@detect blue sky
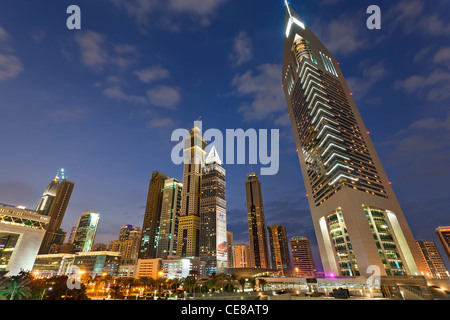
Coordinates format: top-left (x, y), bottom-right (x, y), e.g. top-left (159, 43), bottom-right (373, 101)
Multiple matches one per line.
top-left (0, 0), bottom-right (449, 271)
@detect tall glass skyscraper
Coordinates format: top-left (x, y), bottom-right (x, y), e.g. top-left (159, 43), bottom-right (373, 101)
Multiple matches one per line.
top-left (281, 2), bottom-right (427, 277)
top-left (268, 225), bottom-right (291, 276)
top-left (200, 146), bottom-right (227, 275)
top-left (72, 211), bottom-right (100, 253)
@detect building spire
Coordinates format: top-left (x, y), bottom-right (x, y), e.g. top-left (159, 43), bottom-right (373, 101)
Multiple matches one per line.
top-left (206, 145), bottom-right (222, 165)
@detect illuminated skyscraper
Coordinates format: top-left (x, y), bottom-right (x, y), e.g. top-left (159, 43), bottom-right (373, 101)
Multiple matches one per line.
top-left (290, 236), bottom-right (316, 277)
top-left (139, 171), bottom-right (170, 259)
top-left (416, 240), bottom-right (449, 279)
top-left (245, 172), bottom-right (269, 269)
top-left (200, 146), bottom-right (227, 275)
top-left (38, 171), bottom-right (75, 254)
top-left (268, 225), bottom-right (291, 276)
top-left (177, 123), bottom-right (206, 258)
top-left (72, 211), bottom-right (100, 253)
top-left (227, 231), bottom-right (234, 269)
top-left (436, 226), bottom-right (450, 262)
top-left (156, 178), bottom-right (183, 258)
top-left (232, 244), bottom-right (250, 268)
top-left (281, 2), bottom-right (427, 277)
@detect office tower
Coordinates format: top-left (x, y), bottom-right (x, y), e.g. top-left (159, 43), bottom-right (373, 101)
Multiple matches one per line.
top-left (200, 146), bottom-right (227, 275)
top-left (139, 171), bottom-right (170, 259)
top-left (232, 244), bottom-right (250, 268)
top-left (436, 226), bottom-right (450, 261)
top-left (156, 178), bottom-right (183, 258)
top-left (35, 173), bottom-right (59, 216)
top-left (72, 211), bottom-right (100, 253)
top-left (119, 225), bottom-right (135, 241)
top-left (245, 172), bottom-right (270, 269)
top-left (227, 231), bottom-right (234, 269)
top-left (416, 240), bottom-right (449, 279)
top-left (0, 203), bottom-right (50, 275)
top-left (281, 2), bottom-right (427, 276)
top-left (39, 172), bottom-right (75, 254)
top-left (268, 225), bottom-right (292, 276)
top-left (177, 124), bottom-right (206, 258)
top-left (110, 226), bottom-right (142, 261)
top-left (290, 236), bottom-right (317, 277)
top-left (68, 227), bottom-right (77, 244)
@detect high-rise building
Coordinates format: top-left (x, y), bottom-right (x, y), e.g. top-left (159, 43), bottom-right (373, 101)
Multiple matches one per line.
top-left (177, 123), bottom-right (206, 258)
top-left (119, 225), bottom-right (135, 241)
top-left (0, 203), bottom-right (50, 275)
top-left (68, 227), bottom-right (77, 244)
top-left (227, 231), bottom-right (234, 269)
top-left (72, 211), bottom-right (100, 253)
top-left (268, 225), bottom-right (292, 276)
top-left (232, 244), bottom-right (250, 269)
top-left (281, 2), bottom-right (427, 277)
top-left (39, 171), bottom-right (75, 254)
top-left (139, 171), bottom-right (170, 259)
top-left (245, 172), bottom-right (270, 269)
top-left (110, 226), bottom-right (142, 261)
top-left (436, 226), bottom-right (450, 262)
top-left (200, 147), bottom-right (227, 275)
top-left (290, 236), bottom-right (317, 277)
top-left (416, 240), bottom-right (449, 279)
top-left (156, 178), bottom-right (183, 258)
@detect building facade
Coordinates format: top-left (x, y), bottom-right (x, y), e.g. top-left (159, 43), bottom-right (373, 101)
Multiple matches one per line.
top-left (139, 171), bottom-right (170, 259)
top-left (72, 211), bottom-right (100, 253)
top-left (200, 146), bottom-right (227, 275)
top-left (281, 2), bottom-right (427, 277)
top-left (436, 226), bottom-right (450, 262)
top-left (0, 203), bottom-right (49, 275)
top-left (156, 178), bottom-right (183, 258)
top-left (416, 240), bottom-right (449, 279)
top-left (232, 244), bottom-right (250, 269)
top-left (268, 225), bottom-right (292, 276)
top-left (227, 231), bottom-right (234, 269)
top-left (245, 172), bottom-right (270, 269)
top-left (39, 173), bottom-right (75, 254)
top-left (290, 236), bottom-right (317, 277)
top-left (177, 124), bottom-right (206, 258)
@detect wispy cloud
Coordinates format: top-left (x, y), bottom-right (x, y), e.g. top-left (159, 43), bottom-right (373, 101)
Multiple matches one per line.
top-left (230, 31), bottom-right (253, 66)
top-left (0, 26), bottom-right (23, 82)
top-left (147, 85), bottom-right (181, 109)
top-left (103, 86), bottom-right (147, 104)
top-left (232, 63), bottom-right (286, 124)
top-left (135, 65), bottom-right (170, 83)
top-left (346, 60), bottom-right (387, 104)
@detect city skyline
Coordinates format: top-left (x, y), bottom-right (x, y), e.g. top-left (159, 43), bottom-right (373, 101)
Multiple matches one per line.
top-left (0, 0), bottom-right (449, 273)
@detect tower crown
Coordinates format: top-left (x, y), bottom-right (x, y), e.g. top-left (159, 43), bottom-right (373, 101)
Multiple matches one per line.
top-left (206, 145), bottom-right (222, 165)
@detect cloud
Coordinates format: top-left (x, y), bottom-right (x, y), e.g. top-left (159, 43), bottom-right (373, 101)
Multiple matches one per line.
top-left (73, 31), bottom-right (138, 72)
top-left (0, 27), bottom-right (9, 42)
top-left (346, 60), bottom-right (387, 104)
top-left (47, 107), bottom-right (90, 123)
top-left (394, 69), bottom-right (450, 101)
top-left (230, 31), bottom-right (253, 66)
top-left (112, 0), bottom-right (228, 30)
top-left (146, 114), bottom-right (176, 128)
top-left (232, 63), bottom-right (286, 123)
top-left (135, 65), bottom-right (170, 83)
top-left (0, 54), bottom-right (23, 82)
top-left (433, 47), bottom-right (450, 64)
top-left (312, 13), bottom-right (367, 55)
top-left (103, 86), bottom-right (147, 104)
top-left (30, 27), bottom-right (46, 44)
top-left (147, 85), bottom-right (181, 109)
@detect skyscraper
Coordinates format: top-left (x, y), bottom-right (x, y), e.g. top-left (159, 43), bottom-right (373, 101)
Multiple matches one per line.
top-left (200, 146), bottom-right (227, 275)
top-left (245, 172), bottom-right (269, 269)
top-left (39, 171), bottom-right (75, 254)
top-left (436, 226), bottom-right (450, 262)
top-left (156, 178), bottom-right (183, 258)
top-left (177, 124), bottom-right (206, 258)
top-left (416, 240), bottom-right (449, 279)
top-left (227, 231), bottom-right (234, 269)
top-left (268, 225), bottom-right (292, 276)
top-left (119, 225), bottom-right (135, 241)
top-left (290, 236), bottom-right (316, 277)
top-left (110, 225), bottom-right (142, 261)
top-left (139, 171), bottom-right (170, 259)
top-left (281, 2), bottom-right (427, 277)
top-left (232, 244), bottom-right (250, 269)
top-left (72, 211), bottom-right (100, 253)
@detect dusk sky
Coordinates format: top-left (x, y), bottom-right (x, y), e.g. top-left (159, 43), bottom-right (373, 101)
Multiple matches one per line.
top-left (0, 0), bottom-right (449, 271)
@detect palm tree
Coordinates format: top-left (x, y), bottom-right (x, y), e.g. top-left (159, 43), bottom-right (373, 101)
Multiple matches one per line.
top-left (248, 278), bottom-right (256, 292)
top-left (110, 284), bottom-right (122, 300)
top-left (183, 277), bottom-right (198, 295)
top-left (217, 272), bottom-right (227, 293)
top-left (258, 279), bottom-right (268, 292)
top-left (0, 270), bottom-right (32, 300)
top-left (138, 277), bottom-right (152, 297)
top-left (238, 278), bottom-right (246, 292)
top-left (121, 277), bottom-right (135, 298)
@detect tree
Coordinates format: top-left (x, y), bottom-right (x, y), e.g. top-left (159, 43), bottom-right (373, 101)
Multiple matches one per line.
top-left (258, 279), bottom-right (268, 292)
top-left (238, 278), bottom-right (247, 293)
top-left (0, 270), bottom-right (32, 300)
top-left (248, 278), bottom-right (256, 292)
top-left (110, 284), bottom-right (122, 300)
